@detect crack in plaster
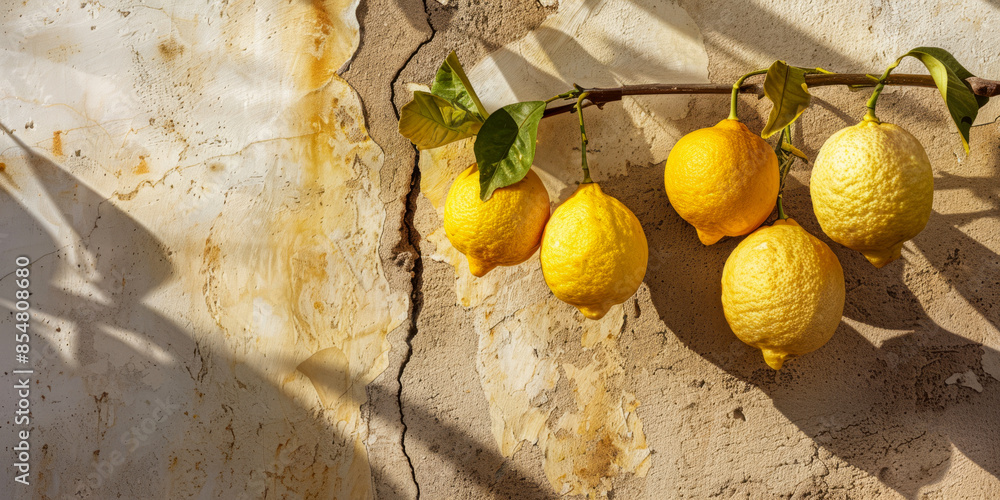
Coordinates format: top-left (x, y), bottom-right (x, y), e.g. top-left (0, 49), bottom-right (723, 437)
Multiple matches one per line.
top-left (0, 244), bottom-right (71, 283)
top-left (389, 2), bottom-right (434, 120)
top-left (398, 165), bottom-right (424, 499)
top-left (390, 0), bottom-right (436, 496)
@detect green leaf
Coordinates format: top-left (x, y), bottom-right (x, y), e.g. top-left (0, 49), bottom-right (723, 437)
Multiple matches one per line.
top-left (398, 91), bottom-right (483, 150)
top-left (761, 60), bottom-right (812, 138)
top-left (899, 47), bottom-right (990, 152)
top-left (473, 101), bottom-right (547, 201)
top-left (431, 51), bottom-right (489, 121)
top-left (905, 47), bottom-right (990, 109)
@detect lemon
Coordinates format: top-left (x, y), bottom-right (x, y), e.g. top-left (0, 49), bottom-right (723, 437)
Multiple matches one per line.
top-left (444, 164), bottom-right (550, 277)
top-left (540, 182), bottom-right (648, 320)
top-left (664, 119), bottom-right (779, 245)
top-left (810, 119), bottom-right (933, 268)
top-left (721, 219), bottom-right (845, 370)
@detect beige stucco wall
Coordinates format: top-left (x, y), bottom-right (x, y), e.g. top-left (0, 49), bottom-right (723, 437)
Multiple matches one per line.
top-left (1, 0), bottom-right (998, 498)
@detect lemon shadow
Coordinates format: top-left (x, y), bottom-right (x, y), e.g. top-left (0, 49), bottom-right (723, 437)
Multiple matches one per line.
top-left (619, 155), bottom-right (1000, 498)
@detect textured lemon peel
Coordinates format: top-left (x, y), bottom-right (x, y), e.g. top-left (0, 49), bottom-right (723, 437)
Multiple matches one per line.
top-left (811, 121), bottom-right (933, 268)
top-left (721, 219), bottom-right (846, 370)
top-left (541, 183), bottom-right (648, 320)
top-left (444, 164), bottom-right (551, 277)
top-left (665, 119), bottom-right (779, 245)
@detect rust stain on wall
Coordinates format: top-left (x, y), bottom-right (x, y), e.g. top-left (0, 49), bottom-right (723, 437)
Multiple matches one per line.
top-left (186, 1), bottom-right (405, 498)
top-left (472, 298), bottom-right (650, 497)
top-left (132, 156), bottom-right (149, 175)
top-left (52, 130), bottom-right (63, 156)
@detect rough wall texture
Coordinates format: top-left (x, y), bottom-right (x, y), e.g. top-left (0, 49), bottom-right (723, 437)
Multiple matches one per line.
top-left (0, 0), bottom-right (998, 499)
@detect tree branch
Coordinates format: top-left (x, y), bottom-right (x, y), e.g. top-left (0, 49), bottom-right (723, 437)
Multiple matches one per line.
top-left (542, 73), bottom-right (1000, 118)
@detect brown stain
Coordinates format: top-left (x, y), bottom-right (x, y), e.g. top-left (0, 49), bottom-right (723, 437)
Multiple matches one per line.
top-left (263, 5), bottom-right (354, 343)
top-left (183, 2), bottom-right (391, 497)
top-left (133, 155), bottom-right (150, 175)
top-left (47, 43), bottom-right (80, 63)
top-left (200, 241), bottom-right (226, 333)
top-left (158, 38), bottom-right (186, 60)
top-left (0, 161), bottom-right (16, 189)
top-left (35, 443), bottom-right (52, 493)
top-left (113, 180), bottom-right (154, 201)
top-left (578, 434), bottom-right (618, 488)
top-left (281, 0), bottom-right (357, 92)
top-left (303, 0), bottom-right (336, 91)
top-left (335, 106), bottom-right (366, 143)
top-left (52, 130), bottom-right (63, 156)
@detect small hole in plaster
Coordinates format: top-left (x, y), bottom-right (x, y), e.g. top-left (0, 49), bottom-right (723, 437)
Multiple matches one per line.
top-left (732, 407), bottom-right (746, 421)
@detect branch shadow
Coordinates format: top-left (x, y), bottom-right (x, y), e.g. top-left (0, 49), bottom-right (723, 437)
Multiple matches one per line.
top-left (0, 128), bottom-right (550, 499)
top-left (609, 157), bottom-right (1000, 499)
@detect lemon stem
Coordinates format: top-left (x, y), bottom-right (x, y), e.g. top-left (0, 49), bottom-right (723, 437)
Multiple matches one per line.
top-left (864, 59), bottom-right (902, 123)
top-left (775, 125), bottom-right (795, 220)
top-left (728, 69), bottom-right (769, 121)
top-left (546, 90), bottom-right (577, 104)
top-left (576, 90), bottom-right (593, 184)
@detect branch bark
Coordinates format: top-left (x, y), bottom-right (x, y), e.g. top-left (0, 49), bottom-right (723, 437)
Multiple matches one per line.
top-left (542, 73), bottom-right (999, 118)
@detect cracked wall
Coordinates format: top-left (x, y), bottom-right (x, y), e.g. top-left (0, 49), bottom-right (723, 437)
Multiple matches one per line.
top-left (1, 0), bottom-right (999, 499)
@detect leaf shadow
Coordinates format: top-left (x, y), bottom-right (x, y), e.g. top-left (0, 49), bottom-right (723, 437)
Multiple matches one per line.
top-left (606, 157), bottom-right (1000, 499)
top-left (0, 127), bottom-right (551, 499)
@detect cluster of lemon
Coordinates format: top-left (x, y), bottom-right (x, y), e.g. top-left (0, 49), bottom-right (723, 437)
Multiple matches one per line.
top-left (443, 115), bottom-right (932, 369)
top-left (445, 165), bottom-right (647, 321)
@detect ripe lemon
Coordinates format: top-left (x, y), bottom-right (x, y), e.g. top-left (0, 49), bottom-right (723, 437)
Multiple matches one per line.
top-left (810, 119), bottom-right (933, 268)
top-left (721, 219), bottom-right (845, 370)
top-left (540, 183), bottom-right (648, 320)
top-left (664, 119), bottom-right (779, 245)
top-left (443, 164), bottom-right (550, 277)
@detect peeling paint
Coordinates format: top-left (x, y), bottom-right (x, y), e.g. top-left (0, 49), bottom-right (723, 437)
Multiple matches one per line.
top-left (0, 0), bottom-right (399, 498)
top-left (418, 0), bottom-right (704, 494)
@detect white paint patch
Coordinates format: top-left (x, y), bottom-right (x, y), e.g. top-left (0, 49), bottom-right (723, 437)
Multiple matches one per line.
top-left (945, 370), bottom-right (984, 393)
top-left (982, 347), bottom-right (1000, 382)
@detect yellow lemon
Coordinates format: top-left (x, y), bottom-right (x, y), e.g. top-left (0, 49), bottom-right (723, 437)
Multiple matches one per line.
top-left (540, 183), bottom-right (648, 320)
top-left (444, 164), bottom-right (550, 277)
top-left (721, 219), bottom-right (845, 370)
top-left (665, 119), bottom-right (779, 245)
top-left (810, 120), bottom-right (933, 268)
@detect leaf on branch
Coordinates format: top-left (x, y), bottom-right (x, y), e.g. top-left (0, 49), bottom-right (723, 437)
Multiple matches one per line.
top-left (761, 60), bottom-right (812, 138)
top-left (474, 101), bottom-right (547, 201)
top-left (398, 91), bottom-right (484, 150)
top-left (432, 51), bottom-right (489, 121)
top-left (899, 47), bottom-right (990, 153)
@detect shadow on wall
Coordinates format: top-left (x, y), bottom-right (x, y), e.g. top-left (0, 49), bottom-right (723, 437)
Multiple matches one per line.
top-left (468, 0), bottom-right (907, 199)
top-left (0, 128), bottom-right (551, 499)
top-left (608, 127), bottom-right (1000, 497)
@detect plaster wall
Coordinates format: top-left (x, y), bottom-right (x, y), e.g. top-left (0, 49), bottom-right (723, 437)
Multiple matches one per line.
top-left (0, 0), bottom-right (998, 499)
